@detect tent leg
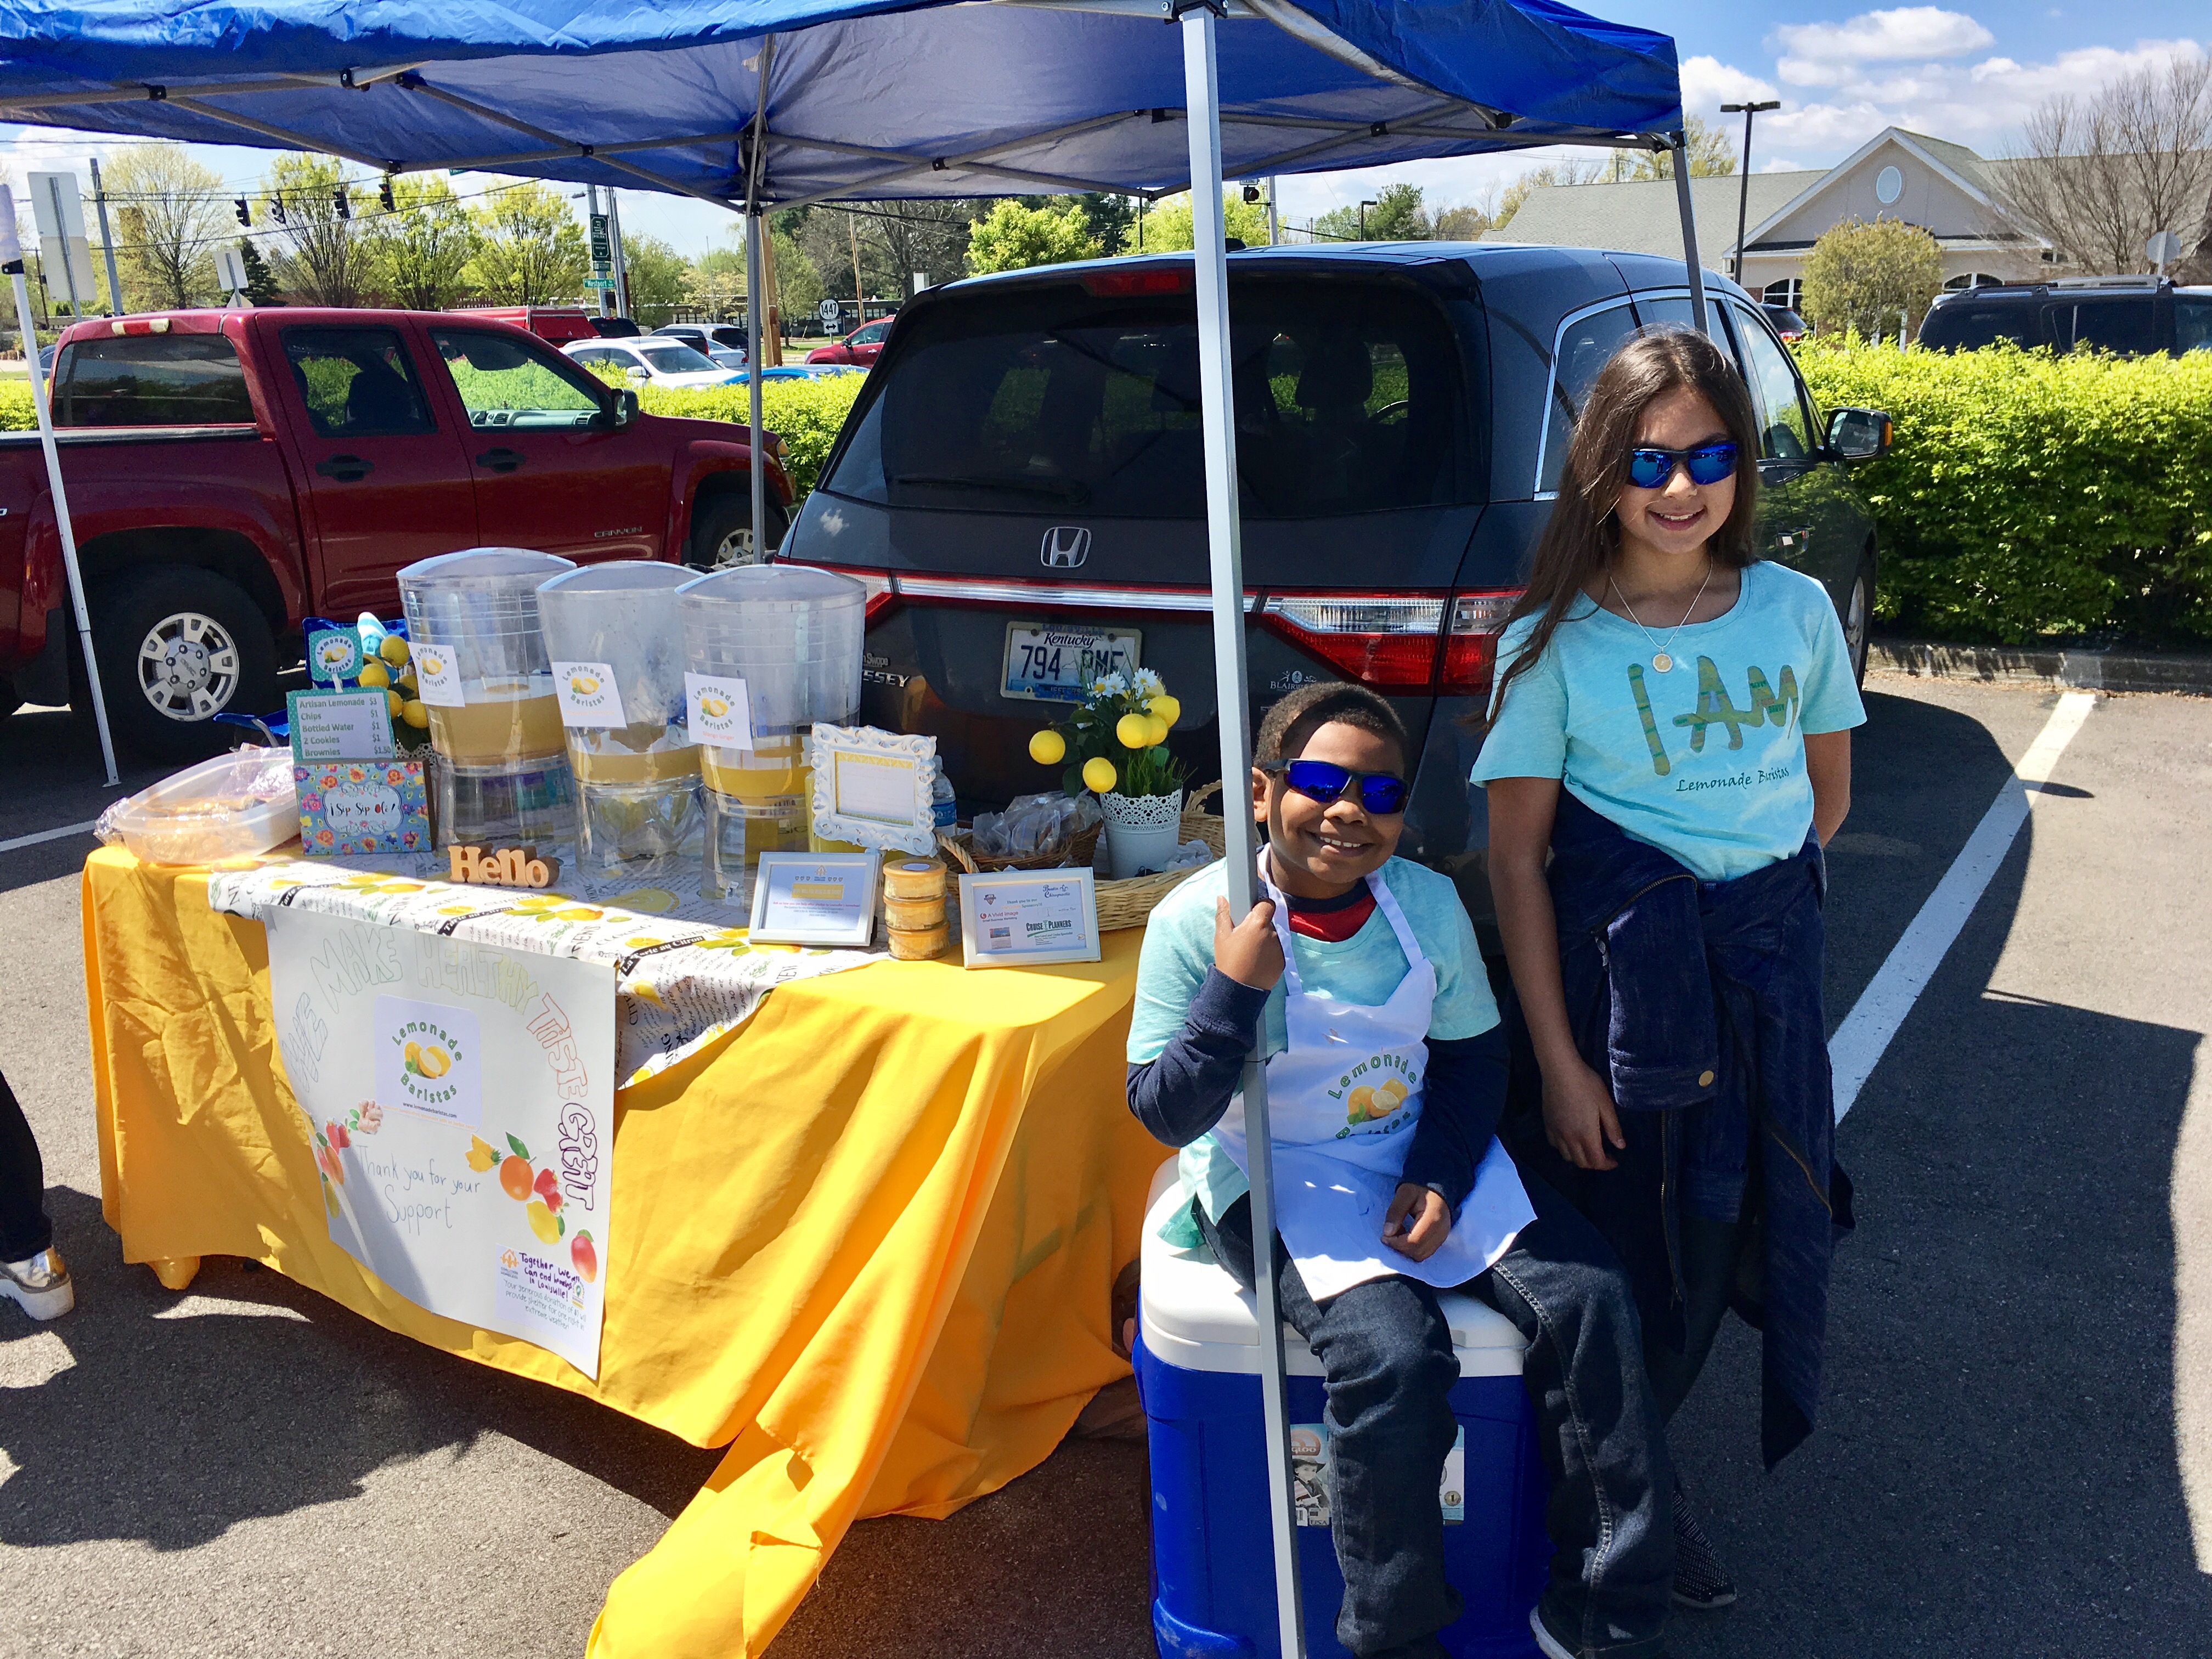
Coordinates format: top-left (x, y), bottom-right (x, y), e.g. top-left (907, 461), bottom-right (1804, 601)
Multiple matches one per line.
top-left (1671, 136), bottom-right (1711, 336)
top-left (746, 211), bottom-right (768, 563)
top-left (10, 267), bottom-right (117, 785)
top-left (1181, 13), bottom-right (1305, 1658)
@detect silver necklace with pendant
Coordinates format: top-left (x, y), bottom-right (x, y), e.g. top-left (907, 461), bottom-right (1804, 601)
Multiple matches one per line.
top-left (1608, 561), bottom-right (1714, 674)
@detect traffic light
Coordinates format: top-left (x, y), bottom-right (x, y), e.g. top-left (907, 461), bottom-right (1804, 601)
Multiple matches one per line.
top-left (267, 195), bottom-right (287, 227)
top-left (378, 176), bottom-right (396, 213)
top-left (233, 196), bottom-right (251, 227)
top-left (333, 188), bottom-right (349, 219)
top-left (1242, 183), bottom-right (1262, 203)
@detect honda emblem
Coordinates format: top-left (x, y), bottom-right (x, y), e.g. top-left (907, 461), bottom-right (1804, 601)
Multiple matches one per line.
top-left (1040, 526), bottom-right (1091, 569)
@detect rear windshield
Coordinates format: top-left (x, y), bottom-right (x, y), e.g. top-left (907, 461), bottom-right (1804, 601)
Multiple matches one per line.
top-left (1918, 296), bottom-right (2046, 351)
top-left (54, 332), bottom-right (255, 426)
top-left (819, 276), bottom-right (1468, 519)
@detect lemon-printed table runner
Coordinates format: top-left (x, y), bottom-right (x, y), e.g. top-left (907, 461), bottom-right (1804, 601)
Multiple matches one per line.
top-left (208, 855), bottom-right (885, 1084)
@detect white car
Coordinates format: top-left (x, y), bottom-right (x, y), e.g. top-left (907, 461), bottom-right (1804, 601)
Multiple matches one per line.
top-left (562, 338), bottom-right (744, 390)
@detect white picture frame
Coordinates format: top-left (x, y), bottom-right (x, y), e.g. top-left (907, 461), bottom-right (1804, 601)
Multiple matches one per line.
top-left (747, 851), bottom-right (881, 947)
top-left (808, 723), bottom-right (938, 856)
top-left (958, 868), bottom-right (1101, 969)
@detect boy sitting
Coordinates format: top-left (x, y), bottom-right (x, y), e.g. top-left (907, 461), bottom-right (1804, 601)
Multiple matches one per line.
top-left (1128, 681), bottom-right (1674, 1659)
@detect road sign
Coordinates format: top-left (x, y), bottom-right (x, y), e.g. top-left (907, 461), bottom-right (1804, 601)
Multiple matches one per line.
top-left (25, 171), bottom-right (85, 240)
top-left (38, 235), bottom-right (95, 307)
top-left (583, 276), bottom-right (617, 289)
top-left (213, 245), bottom-right (249, 301)
top-left (590, 212), bottom-right (612, 272)
top-left (817, 298), bottom-right (841, 324)
top-left (2147, 229), bottom-right (2183, 270)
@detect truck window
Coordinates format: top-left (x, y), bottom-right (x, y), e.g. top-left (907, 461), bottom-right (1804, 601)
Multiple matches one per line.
top-left (2179, 295), bottom-right (2212, 354)
top-left (53, 332), bottom-right (254, 426)
top-left (1919, 297), bottom-right (2045, 351)
top-left (429, 327), bottom-right (603, 429)
top-left (282, 326), bottom-right (435, 437)
top-left (821, 276), bottom-right (1465, 519)
top-left (2055, 296), bottom-right (2159, 354)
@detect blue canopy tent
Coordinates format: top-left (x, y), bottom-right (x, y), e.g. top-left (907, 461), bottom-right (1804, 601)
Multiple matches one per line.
top-left (0, 3), bottom-right (1691, 1650)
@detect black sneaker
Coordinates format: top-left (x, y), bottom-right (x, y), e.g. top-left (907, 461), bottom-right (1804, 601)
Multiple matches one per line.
top-left (1672, 1488), bottom-right (1736, 1609)
top-left (1528, 1601), bottom-right (1670, 1659)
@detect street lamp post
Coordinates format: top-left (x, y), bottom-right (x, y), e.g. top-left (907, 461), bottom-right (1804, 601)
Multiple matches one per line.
top-left (1358, 197), bottom-right (1375, 240)
top-left (1721, 99), bottom-right (1780, 292)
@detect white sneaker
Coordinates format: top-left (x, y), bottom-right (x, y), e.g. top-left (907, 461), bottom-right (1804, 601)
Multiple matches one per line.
top-left (1, 1245), bottom-right (75, 1320)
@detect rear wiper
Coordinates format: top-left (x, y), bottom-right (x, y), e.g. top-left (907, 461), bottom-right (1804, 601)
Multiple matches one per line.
top-left (891, 472), bottom-right (1091, 503)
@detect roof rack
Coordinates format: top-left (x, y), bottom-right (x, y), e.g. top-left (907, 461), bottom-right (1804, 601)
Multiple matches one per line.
top-left (2052, 274), bottom-right (2166, 290)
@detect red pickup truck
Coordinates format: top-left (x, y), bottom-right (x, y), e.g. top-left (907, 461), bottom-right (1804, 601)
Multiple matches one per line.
top-left (2, 308), bottom-right (792, 757)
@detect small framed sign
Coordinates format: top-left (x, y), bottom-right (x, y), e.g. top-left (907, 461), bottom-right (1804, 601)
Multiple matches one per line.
top-left (748, 851), bottom-right (881, 947)
top-left (808, 723), bottom-right (937, 856)
top-left (287, 689), bottom-right (396, 761)
top-left (958, 868), bottom-right (1101, 969)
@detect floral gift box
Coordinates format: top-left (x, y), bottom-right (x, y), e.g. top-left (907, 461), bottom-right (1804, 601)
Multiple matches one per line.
top-left (296, 760), bottom-right (431, 856)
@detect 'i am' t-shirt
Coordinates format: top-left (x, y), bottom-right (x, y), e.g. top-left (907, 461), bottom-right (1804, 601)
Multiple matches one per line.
top-left (1470, 560), bottom-right (1865, 882)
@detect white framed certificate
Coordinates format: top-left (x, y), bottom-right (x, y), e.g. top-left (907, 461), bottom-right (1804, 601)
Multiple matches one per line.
top-left (807, 723), bottom-right (938, 856)
top-left (958, 868), bottom-right (1101, 969)
top-left (748, 851), bottom-right (880, 947)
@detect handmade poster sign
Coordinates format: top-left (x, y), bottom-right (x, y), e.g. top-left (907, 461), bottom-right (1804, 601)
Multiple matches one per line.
top-left (266, 907), bottom-right (617, 1376)
top-left (958, 867), bottom-right (1100, 968)
top-left (296, 760), bottom-right (431, 856)
top-left (808, 723), bottom-right (938, 855)
top-left (748, 851), bottom-right (878, 946)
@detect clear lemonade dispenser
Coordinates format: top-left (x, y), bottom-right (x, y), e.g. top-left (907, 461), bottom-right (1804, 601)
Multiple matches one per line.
top-left (397, 546), bottom-right (577, 848)
top-left (536, 561), bottom-right (702, 884)
top-left (678, 565), bottom-right (865, 901)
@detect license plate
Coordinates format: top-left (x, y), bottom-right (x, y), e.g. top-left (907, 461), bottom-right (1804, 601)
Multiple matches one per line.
top-left (1001, 622), bottom-right (1140, 702)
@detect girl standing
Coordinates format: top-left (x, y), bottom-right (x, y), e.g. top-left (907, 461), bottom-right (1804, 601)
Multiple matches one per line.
top-left (1474, 327), bottom-right (1861, 1611)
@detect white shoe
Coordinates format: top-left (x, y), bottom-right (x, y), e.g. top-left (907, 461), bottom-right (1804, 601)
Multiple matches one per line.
top-left (1, 1245), bottom-right (75, 1320)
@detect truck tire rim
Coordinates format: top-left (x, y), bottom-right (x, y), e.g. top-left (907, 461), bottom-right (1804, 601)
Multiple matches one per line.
top-left (713, 524), bottom-right (763, 566)
top-left (1845, 574), bottom-right (1869, 669)
top-left (136, 610), bottom-right (240, 721)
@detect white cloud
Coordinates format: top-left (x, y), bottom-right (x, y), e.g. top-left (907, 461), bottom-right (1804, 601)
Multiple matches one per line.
top-left (1772, 8), bottom-right (1995, 66)
top-left (1679, 55), bottom-right (1779, 111)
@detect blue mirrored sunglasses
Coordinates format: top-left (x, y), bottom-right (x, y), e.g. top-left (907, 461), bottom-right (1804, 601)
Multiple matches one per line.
top-left (1266, 759), bottom-right (1409, 816)
top-left (1625, 442), bottom-right (1739, 489)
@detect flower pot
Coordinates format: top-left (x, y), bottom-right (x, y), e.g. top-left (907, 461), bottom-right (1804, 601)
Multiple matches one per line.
top-left (1101, 788), bottom-right (1184, 879)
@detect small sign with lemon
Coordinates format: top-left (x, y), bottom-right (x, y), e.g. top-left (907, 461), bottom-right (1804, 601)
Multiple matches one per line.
top-left (375, 995), bottom-right (482, 1126)
top-left (550, 659), bottom-right (627, 728)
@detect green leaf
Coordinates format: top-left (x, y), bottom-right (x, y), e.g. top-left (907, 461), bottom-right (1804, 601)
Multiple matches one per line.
top-left (506, 1133), bottom-right (531, 1161)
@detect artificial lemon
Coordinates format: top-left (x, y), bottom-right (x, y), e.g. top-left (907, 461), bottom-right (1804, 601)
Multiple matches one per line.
top-left (358, 661), bottom-right (391, 689)
top-left (385, 689), bottom-right (404, 718)
top-left (1145, 715), bottom-right (1169, 747)
top-left (1028, 728), bottom-right (1066, 765)
top-left (1149, 693), bottom-right (1181, 728)
top-left (380, 635), bottom-right (410, 666)
top-left (401, 699), bottom-right (429, 729)
top-left (1082, 756), bottom-right (1117, 793)
top-left (1115, 713), bottom-right (1152, 749)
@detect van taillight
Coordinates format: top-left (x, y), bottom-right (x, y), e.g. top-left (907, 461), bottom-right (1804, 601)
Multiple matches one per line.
top-left (1439, 590), bottom-right (1520, 696)
top-left (796, 561), bottom-right (899, 623)
top-left (1262, 589), bottom-right (1521, 696)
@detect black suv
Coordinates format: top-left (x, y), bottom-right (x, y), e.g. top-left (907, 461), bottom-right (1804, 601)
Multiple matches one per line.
top-left (782, 244), bottom-right (1889, 918)
top-left (1919, 275), bottom-right (2212, 354)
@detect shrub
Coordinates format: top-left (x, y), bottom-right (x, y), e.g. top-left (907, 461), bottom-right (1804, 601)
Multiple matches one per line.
top-left (635, 373), bottom-right (866, 498)
top-left (1800, 217), bottom-right (1944, 341)
top-left (1797, 341), bottom-right (2212, 645)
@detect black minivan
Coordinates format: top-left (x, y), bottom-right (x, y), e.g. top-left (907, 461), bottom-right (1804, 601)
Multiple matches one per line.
top-left (781, 243), bottom-right (1889, 916)
top-left (1918, 274), bottom-right (2212, 355)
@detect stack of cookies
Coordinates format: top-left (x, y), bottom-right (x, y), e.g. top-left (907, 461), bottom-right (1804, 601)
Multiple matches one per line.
top-left (883, 857), bottom-right (949, 960)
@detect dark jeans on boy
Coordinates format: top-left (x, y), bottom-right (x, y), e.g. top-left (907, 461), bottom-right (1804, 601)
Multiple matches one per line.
top-left (1199, 1170), bottom-right (1673, 1659)
top-left (0, 1067), bottom-right (55, 1263)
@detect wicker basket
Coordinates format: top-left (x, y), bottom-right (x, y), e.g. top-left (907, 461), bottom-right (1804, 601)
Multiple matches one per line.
top-left (937, 817), bottom-right (1103, 874)
top-left (936, 781), bottom-right (1227, 932)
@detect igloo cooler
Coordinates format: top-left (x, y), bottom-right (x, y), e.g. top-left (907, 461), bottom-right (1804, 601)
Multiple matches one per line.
top-left (1133, 1161), bottom-right (1547, 1659)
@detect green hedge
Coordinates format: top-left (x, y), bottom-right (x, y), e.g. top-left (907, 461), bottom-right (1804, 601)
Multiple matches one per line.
top-left (1797, 343), bottom-right (2212, 646)
top-left (0, 369), bottom-right (868, 504)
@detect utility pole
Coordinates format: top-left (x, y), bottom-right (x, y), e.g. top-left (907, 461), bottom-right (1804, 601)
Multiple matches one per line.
top-left (1266, 177), bottom-right (1278, 246)
top-left (1358, 197), bottom-right (1375, 239)
top-left (88, 157), bottom-right (121, 316)
top-left (1721, 100), bottom-right (1780, 289)
top-left (848, 213), bottom-right (863, 325)
top-left (606, 189), bottom-right (631, 319)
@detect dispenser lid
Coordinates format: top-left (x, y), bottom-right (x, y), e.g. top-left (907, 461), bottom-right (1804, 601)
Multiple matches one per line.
top-left (538, 561), bottom-right (691, 597)
top-left (398, 546), bottom-right (577, 588)
top-left (677, 564), bottom-right (865, 608)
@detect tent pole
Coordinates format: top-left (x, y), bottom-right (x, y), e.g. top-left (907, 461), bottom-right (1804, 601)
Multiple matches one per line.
top-left (1181, 12), bottom-right (1305, 1658)
top-left (1671, 135), bottom-right (1711, 336)
top-left (746, 210), bottom-right (766, 563)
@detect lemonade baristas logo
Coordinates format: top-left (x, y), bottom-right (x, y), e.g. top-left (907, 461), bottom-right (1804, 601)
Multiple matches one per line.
top-left (550, 659), bottom-right (625, 728)
top-left (394, 1018), bottom-right (465, 1111)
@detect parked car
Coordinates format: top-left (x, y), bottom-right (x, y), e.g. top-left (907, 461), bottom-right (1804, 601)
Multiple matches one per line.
top-left (1918, 274), bottom-right (2212, 354)
top-left (1763, 303), bottom-right (1808, 343)
top-left (805, 317), bottom-right (892, 366)
top-left (562, 337), bottom-right (746, 390)
top-left (590, 316), bottom-right (644, 338)
top-left (1, 309), bottom-right (791, 754)
top-left (448, 305), bottom-right (600, 346)
top-left (781, 245), bottom-right (1888, 926)
top-left (656, 323), bottom-right (750, 366)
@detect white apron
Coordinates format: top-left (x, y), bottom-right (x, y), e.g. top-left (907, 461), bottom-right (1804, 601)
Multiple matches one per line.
top-left (1212, 855), bottom-right (1536, 1302)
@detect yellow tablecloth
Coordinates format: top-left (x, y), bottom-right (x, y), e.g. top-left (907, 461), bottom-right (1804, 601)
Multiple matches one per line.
top-left (82, 847), bottom-right (1163, 1657)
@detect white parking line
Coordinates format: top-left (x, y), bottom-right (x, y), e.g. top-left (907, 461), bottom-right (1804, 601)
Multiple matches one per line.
top-left (1830, 690), bottom-right (2096, 1122)
top-left (0, 818), bottom-right (100, 854)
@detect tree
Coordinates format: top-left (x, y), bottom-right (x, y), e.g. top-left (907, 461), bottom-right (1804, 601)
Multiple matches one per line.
top-left (466, 180), bottom-right (588, 305)
top-left (1605, 114), bottom-right (1737, 183)
top-left (1431, 202), bottom-right (1492, 241)
top-left (238, 238), bottom-right (283, 306)
top-left (361, 174), bottom-right (475, 311)
top-left (1799, 216), bottom-right (1944, 340)
top-left (1312, 181), bottom-right (1431, 242)
top-left (2003, 52), bottom-right (2212, 275)
top-left (266, 154), bottom-right (365, 306)
top-left (689, 246), bottom-right (747, 318)
top-left (1132, 190), bottom-right (1271, 251)
top-left (770, 227), bottom-right (825, 319)
top-left (1493, 157), bottom-right (1605, 229)
top-left (965, 199), bottom-right (1103, 273)
top-left (101, 143), bottom-right (228, 309)
top-left (1074, 193), bottom-right (1137, 256)
top-left (620, 233), bottom-right (689, 325)
top-left (797, 207), bottom-right (901, 301)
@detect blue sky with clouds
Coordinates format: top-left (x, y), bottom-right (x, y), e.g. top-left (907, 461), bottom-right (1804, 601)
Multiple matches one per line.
top-left (0, 3), bottom-right (2202, 259)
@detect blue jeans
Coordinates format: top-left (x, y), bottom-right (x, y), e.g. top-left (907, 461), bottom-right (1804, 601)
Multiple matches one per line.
top-left (1200, 1172), bottom-right (1673, 1659)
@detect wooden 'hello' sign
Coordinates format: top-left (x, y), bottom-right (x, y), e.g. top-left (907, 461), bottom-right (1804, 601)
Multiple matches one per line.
top-left (447, 844), bottom-right (562, 888)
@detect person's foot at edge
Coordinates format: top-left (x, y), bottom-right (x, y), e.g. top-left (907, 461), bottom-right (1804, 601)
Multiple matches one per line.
top-left (1, 1245), bottom-right (74, 1320)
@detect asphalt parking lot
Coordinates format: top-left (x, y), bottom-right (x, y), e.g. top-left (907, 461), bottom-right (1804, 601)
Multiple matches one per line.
top-left (4, 669), bottom-right (2210, 1659)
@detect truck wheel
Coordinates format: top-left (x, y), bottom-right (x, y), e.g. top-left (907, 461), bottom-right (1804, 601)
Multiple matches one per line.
top-left (93, 568), bottom-right (278, 761)
top-left (687, 494), bottom-right (788, 569)
top-left (1844, 554), bottom-right (1875, 688)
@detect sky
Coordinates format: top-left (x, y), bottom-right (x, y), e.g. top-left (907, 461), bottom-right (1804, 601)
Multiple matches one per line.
top-left (0, 2), bottom-right (2203, 262)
